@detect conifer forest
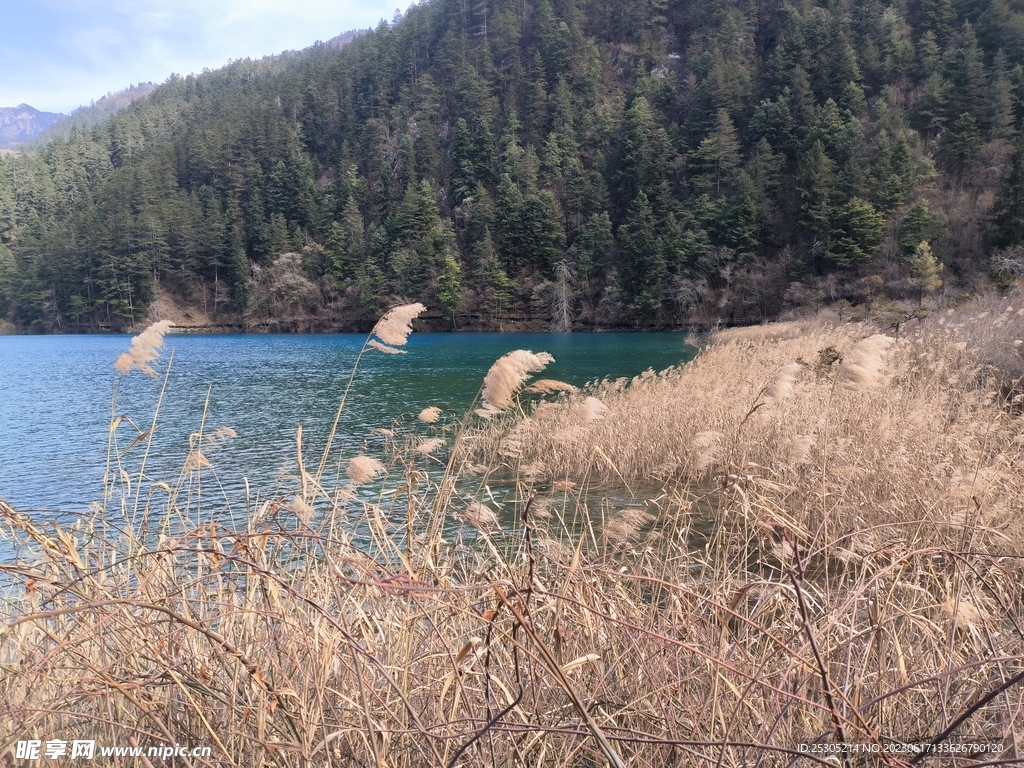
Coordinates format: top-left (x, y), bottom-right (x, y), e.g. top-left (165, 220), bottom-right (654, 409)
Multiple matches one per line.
top-left (2, 0), bottom-right (1024, 332)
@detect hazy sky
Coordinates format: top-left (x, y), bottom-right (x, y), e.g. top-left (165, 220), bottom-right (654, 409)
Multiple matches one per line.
top-left (1, 0), bottom-right (403, 114)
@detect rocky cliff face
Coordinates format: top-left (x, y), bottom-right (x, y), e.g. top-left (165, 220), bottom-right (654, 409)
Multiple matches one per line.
top-left (0, 104), bottom-right (66, 149)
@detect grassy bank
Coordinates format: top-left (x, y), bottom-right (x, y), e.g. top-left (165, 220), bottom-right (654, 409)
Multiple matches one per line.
top-left (2, 295), bottom-right (1024, 766)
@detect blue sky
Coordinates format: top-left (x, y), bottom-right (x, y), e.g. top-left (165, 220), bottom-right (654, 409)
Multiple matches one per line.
top-left (1, 0), bottom-right (403, 114)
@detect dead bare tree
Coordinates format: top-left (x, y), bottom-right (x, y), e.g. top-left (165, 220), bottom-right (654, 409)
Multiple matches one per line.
top-left (551, 258), bottom-right (574, 333)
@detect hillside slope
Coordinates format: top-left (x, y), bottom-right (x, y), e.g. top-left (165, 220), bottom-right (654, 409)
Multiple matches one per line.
top-left (2, 0), bottom-right (1024, 332)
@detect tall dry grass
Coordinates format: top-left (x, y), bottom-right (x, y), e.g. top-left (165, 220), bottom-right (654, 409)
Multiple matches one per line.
top-left (2, 294), bottom-right (1024, 767)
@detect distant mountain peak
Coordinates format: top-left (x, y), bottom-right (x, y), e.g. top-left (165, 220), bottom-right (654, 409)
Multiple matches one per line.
top-left (6, 84), bottom-right (158, 151)
top-left (0, 104), bottom-right (66, 149)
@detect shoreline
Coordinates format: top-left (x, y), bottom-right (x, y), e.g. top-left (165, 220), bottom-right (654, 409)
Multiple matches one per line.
top-left (0, 315), bottom-right (762, 336)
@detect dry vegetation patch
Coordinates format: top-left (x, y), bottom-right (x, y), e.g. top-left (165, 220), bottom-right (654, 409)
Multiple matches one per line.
top-left (2, 296), bottom-right (1024, 766)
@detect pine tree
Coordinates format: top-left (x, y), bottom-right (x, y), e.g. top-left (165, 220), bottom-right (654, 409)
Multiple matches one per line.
top-left (618, 191), bottom-right (666, 315)
top-left (691, 109), bottom-right (741, 196)
top-left (829, 197), bottom-right (886, 267)
top-left (916, 31), bottom-right (941, 80)
top-left (436, 253), bottom-right (463, 328)
top-left (614, 96), bottom-right (656, 215)
top-left (939, 112), bottom-right (982, 187)
top-left (575, 211), bottom-right (613, 278)
top-left (798, 140), bottom-right (837, 237)
top-left (522, 191), bottom-right (566, 274)
top-left (909, 240), bottom-right (943, 301)
top-left (324, 222), bottom-right (352, 280)
top-left (495, 173), bottom-right (525, 271)
top-left (913, 72), bottom-right (948, 135)
top-left (918, 0), bottom-right (956, 48)
top-left (487, 246), bottom-right (514, 321)
top-left (899, 201), bottom-right (945, 253)
top-left (450, 118), bottom-right (477, 204)
top-left (0, 241), bottom-right (14, 317)
top-left (463, 182), bottom-right (495, 252)
top-left (748, 98), bottom-right (796, 160)
top-left (942, 24), bottom-right (987, 125)
top-left (993, 132), bottom-right (1024, 246)
top-left (989, 51), bottom-right (1016, 141)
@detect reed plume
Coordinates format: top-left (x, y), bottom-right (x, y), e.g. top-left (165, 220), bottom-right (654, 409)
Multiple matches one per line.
top-left (525, 379), bottom-right (578, 394)
top-left (368, 339), bottom-right (404, 354)
top-left (414, 437), bottom-right (445, 455)
top-left (317, 303), bottom-right (426, 481)
top-left (579, 395), bottom-right (609, 421)
top-left (691, 430), bottom-right (724, 472)
top-left (477, 350), bottom-right (555, 417)
top-left (113, 320), bottom-right (174, 377)
top-left (464, 501), bottom-right (498, 529)
top-left (368, 302), bottom-right (426, 354)
top-left (6, 293), bottom-right (1024, 767)
top-left (205, 425), bottom-right (237, 446)
top-left (944, 597), bottom-right (987, 632)
top-left (347, 455), bottom-right (385, 484)
top-left (418, 406), bottom-right (442, 423)
top-left (762, 362), bottom-right (802, 402)
top-left (787, 433), bottom-right (816, 466)
top-left (838, 333), bottom-right (894, 388)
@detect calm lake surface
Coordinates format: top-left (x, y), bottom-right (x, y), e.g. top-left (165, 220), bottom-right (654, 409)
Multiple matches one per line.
top-left (0, 332), bottom-right (695, 526)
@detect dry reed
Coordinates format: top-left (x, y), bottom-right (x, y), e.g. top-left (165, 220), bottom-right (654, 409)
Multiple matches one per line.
top-left (418, 406), bottom-right (442, 423)
top-left (3, 297), bottom-right (1024, 767)
top-left (347, 455), bottom-right (385, 484)
top-left (113, 320), bottom-right (173, 376)
top-left (369, 302), bottom-right (427, 353)
top-left (477, 350), bottom-right (555, 417)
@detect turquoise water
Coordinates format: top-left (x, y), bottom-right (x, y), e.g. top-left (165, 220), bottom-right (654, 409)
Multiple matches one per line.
top-left (0, 332), bottom-right (695, 522)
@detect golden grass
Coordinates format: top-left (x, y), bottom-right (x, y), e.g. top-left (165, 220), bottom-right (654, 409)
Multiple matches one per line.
top-left (2, 295), bottom-right (1024, 766)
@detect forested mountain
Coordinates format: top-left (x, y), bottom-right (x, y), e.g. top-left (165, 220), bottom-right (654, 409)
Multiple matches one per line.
top-left (3, 0), bottom-right (1024, 333)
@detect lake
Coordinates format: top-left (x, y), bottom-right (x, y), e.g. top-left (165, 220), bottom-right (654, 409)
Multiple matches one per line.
top-left (0, 332), bottom-right (696, 528)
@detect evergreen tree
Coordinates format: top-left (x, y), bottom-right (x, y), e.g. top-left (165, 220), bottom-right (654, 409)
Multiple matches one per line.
top-left (485, 237), bottom-right (514, 320)
top-left (993, 133), bottom-right (1024, 246)
top-left (495, 173), bottom-right (525, 271)
top-left (436, 253), bottom-right (463, 328)
top-left (914, 72), bottom-right (948, 135)
top-left (4, 0), bottom-right (1024, 329)
top-left (909, 240), bottom-right (944, 301)
top-left (829, 197), bottom-right (886, 268)
top-left (613, 96), bottom-right (656, 216)
top-left (899, 201), bottom-right (945, 253)
top-left (324, 222), bottom-right (353, 280)
top-left (748, 98), bottom-right (796, 160)
top-left (916, 31), bottom-right (942, 80)
top-left (939, 112), bottom-right (982, 186)
top-left (575, 211), bottom-right (613, 279)
top-left (449, 118), bottom-right (477, 204)
top-left (691, 109), bottom-right (741, 196)
top-left (521, 191), bottom-right (566, 275)
top-left (0, 241), bottom-right (14, 317)
top-left (942, 24), bottom-right (987, 125)
top-left (618, 191), bottom-right (666, 315)
top-left (798, 140), bottom-right (837, 237)
top-left (917, 0), bottom-right (956, 48)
